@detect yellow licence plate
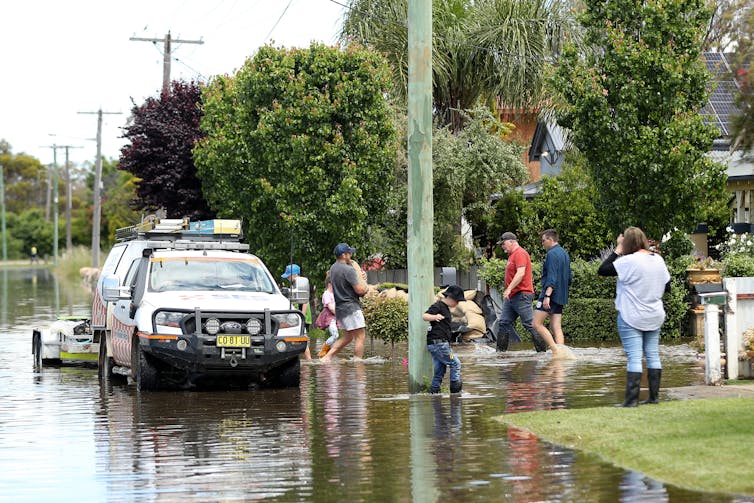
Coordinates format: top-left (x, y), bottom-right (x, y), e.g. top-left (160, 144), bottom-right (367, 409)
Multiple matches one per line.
top-left (216, 335), bottom-right (251, 347)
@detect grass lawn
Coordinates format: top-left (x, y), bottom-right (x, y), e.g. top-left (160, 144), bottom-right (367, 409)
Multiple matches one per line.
top-left (496, 398), bottom-right (754, 496)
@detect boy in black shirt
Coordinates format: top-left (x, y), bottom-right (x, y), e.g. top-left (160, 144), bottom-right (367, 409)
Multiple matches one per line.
top-left (423, 285), bottom-right (466, 394)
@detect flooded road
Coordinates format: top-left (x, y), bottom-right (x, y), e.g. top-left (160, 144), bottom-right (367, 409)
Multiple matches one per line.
top-left (1, 268), bottom-right (751, 502)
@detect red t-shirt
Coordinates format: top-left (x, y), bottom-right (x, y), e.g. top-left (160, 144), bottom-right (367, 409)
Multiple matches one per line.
top-left (505, 245), bottom-right (534, 295)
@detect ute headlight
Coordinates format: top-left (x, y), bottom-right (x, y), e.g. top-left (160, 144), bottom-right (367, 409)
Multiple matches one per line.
top-left (246, 318), bottom-right (262, 335)
top-left (155, 311), bottom-right (185, 334)
top-left (205, 318), bottom-right (221, 335)
top-left (275, 340), bottom-right (287, 352)
top-left (272, 313), bottom-right (300, 329)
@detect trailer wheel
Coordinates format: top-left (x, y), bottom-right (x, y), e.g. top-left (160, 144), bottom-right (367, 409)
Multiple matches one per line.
top-left (32, 330), bottom-right (42, 370)
top-left (267, 358), bottom-right (300, 388)
top-left (133, 335), bottom-right (160, 391)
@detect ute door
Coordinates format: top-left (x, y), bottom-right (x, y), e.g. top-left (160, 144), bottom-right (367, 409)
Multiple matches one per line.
top-left (111, 256), bottom-right (148, 366)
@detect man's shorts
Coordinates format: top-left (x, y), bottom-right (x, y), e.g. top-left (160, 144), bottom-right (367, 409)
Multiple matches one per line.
top-left (337, 309), bottom-right (366, 331)
top-left (535, 299), bottom-right (564, 314)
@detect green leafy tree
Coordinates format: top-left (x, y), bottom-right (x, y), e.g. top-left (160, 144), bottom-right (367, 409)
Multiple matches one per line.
top-left (529, 154), bottom-right (612, 259)
top-left (551, 0), bottom-right (729, 240)
top-left (731, 5), bottom-right (754, 151)
top-left (341, 0), bottom-right (574, 131)
top-left (120, 80), bottom-right (214, 220)
top-left (194, 43), bottom-right (397, 281)
top-left (0, 140), bottom-right (48, 214)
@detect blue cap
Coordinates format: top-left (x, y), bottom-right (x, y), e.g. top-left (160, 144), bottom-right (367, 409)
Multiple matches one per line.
top-left (281, 264), bottom-right (301, 278)
top-left (333, 243), bottom-right (356, 257)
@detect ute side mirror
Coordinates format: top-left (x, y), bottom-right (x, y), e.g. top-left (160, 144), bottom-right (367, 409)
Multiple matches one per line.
top-left (102, 274), bottom-right (130, 302)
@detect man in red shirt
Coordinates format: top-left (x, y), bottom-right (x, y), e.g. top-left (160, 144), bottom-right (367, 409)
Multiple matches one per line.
top-left (496, 232), bottom-right (547, 352)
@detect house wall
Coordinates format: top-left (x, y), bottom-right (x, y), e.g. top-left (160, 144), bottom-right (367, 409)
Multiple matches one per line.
top-left (497, 107), bottom-right (541, 182)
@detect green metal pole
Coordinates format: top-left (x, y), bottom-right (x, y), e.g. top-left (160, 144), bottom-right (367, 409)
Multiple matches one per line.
top-left (52, 146), bottom-right (59, 266)
top-left (0, 164), bottom-right (6, 261)
top-left (407, 0), bottom-right (434, 393)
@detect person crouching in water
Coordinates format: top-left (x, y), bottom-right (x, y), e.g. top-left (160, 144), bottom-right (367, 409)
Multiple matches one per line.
top-left (423, 285), bottom-right (466, 394)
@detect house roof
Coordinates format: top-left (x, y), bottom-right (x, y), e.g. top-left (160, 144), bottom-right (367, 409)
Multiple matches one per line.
top-left (700, 52), bottom-right (741, 139)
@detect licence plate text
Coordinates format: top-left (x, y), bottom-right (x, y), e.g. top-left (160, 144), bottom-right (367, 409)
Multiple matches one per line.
top-left (216, 335), bottom-right (251, 347)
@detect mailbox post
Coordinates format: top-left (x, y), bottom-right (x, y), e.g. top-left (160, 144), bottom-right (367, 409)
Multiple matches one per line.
top-left (699, 291), bottom-right (727, 385)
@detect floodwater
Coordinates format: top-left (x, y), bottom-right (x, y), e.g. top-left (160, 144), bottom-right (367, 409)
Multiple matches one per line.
top-left (1, 267), bottom-right (752, 502)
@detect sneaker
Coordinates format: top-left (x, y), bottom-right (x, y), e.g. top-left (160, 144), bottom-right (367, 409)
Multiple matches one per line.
top-left (318, 344), bottom-right (331, 358)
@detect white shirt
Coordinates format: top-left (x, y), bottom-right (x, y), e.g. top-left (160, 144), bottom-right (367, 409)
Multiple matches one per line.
top-left (614, 252), bottom-right (671, 331)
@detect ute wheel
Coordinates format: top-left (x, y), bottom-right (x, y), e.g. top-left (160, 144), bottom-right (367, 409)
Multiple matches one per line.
top-left (98, 334), bottom-right (120, 383)
top-left (268, 358), bottom-right (300, 388)
top-left (132, 335), bottom-right (160, 391)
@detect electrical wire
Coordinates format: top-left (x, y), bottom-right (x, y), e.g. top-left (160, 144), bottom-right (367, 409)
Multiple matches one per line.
top-left (264, 0), bottom-right (295, 43)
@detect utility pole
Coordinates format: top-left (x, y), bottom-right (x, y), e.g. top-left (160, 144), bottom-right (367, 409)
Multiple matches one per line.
top-left (0, 162), bottom-right (6, 261)
top-left (79, 109), bottom-right (122, 268)
top-left (130, 31), bottom-right (204, 94)
top-left (62, 146), bottom-right (82, 254)
top-left (41, 144), bottom-right (60, 265)
top-left (407, 0), bottom-right (434, 393)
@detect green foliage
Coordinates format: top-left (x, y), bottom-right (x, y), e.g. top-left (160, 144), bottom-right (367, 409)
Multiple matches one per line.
top-left (6, 208), bottom-right (54, 259)
top-left (194, 44), bottom-right (397, 281)
top-left (722, 254), bottom-right (754, 277)
top-left (478, 257), bottom-right (507, 290)
top-left (551, 0), bottom-right (730, 240)
top-left (561, 298), bottom-right (617, 341)
top-left (432, 107), bottom-right (529, 265)
top-left (484, 188), bottom-right (540, 255)
top-left (730, 5), bottom-right (754, 151)
top-left (120, 80), bottom-right (214, 221)
top-left (341, 0), bottom-right (574, 131)
top-left (362, 296), bottom-right (409, 346)
top-left (0, 141), bottom-right (48, 213)
top-left (569, 259), bottom-right (616, 299)
top-left (661, 277), bottom-right (690, 339)
top-left (659, 230), bottom-right (695, 260)
top-left (528, 155), bottom-right (613, 259)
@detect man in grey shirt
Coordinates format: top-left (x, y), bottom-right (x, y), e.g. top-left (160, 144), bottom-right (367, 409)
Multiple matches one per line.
top-left (320, 242), bottom-right (368, 361)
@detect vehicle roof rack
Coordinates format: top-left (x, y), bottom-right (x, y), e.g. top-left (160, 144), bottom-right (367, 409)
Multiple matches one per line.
top-left (116, 218), bottom-right (244, 244)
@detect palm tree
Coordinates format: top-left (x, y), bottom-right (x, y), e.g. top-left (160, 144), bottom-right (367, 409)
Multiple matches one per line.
top-left (340, 0), bottom-right (576, 132)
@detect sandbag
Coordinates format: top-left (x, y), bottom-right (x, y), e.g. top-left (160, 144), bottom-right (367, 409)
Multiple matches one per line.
top-left (465, 311), bottom-right (486, 333)
top-left (349, 259), bottom-right (368, 288)
top-left (462, 329), bottom-right (485, 341)
top-left (458, 300), bottom-right (482, 315)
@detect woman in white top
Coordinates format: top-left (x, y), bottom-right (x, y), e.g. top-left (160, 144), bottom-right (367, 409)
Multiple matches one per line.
top-left (598, 227), bottom-right (671, 407)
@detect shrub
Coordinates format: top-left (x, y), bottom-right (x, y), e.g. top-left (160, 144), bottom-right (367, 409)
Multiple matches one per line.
top-left (570, 259), bottom-right (616, 299)
top-left (561, 298), bottom-right (617, 341)
top-left (362, 297), bottom-right (409, 346)
top-left (660, 230), bottom-right (694, 260)
top-left (722, 254), bottom-right (754, 278)
top-left (478, 257), bottom-right (507, 290)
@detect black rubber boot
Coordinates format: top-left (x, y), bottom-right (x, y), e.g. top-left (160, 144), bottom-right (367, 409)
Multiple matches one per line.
top-left (450, 380), bottom-right (462, 394)
top-left (496, 330), bottom-right (509, 352)
top-left (619, 371), bottom-right (642, 407)
top-left (429, 386), bottom-right (440, 394)
top-left (531, 332), bottom-right (548, 353)
top-left (640, 368), bottom-right (661, 404)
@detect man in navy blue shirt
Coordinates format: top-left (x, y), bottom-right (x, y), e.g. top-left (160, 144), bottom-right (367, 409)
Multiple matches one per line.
top-left (533, 229), bottom-right (572, 353)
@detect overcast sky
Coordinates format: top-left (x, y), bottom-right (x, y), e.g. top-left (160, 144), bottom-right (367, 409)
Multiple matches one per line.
top-left (1, 0), bottom-right (346, 166)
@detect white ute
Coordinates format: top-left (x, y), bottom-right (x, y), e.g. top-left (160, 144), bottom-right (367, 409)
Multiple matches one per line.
top-left (95, 218), bottom-right (309, 390)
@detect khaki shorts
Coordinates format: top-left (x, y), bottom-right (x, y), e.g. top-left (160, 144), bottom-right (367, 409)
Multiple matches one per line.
top-left (337, 310), bottom-right (366, 331)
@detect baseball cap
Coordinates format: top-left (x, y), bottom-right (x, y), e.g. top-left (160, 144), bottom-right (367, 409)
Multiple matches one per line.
top-left (442, 285), bottom-right (466, 302)
top-left (281, 264), bottom-right (301, 278)
top-left (496, 232), bottom-right (517, 244)
top-left (333, 243), bottom-right (356, 257)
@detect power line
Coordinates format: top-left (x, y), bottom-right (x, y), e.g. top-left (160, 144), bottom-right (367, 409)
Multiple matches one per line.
top-left (130, 31), bottom-right (205, 93)
top-left (264, 0), bottom-right (295, 43)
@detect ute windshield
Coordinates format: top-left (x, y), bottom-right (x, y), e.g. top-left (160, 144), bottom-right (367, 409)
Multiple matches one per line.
top-left (149, 257), bottom-right (276, 293)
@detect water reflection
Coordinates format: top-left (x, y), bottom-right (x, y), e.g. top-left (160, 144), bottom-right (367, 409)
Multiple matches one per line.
top-left (1, 269), bottom-right (751, 502)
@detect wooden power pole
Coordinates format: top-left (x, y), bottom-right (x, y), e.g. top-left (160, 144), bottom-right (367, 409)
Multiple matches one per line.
top-left (407, 0), bottom-right (434, 393)
top-left (130, 31), bottom-right (204, 94)
top-left (78, 109), bottom-right (122, 268)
